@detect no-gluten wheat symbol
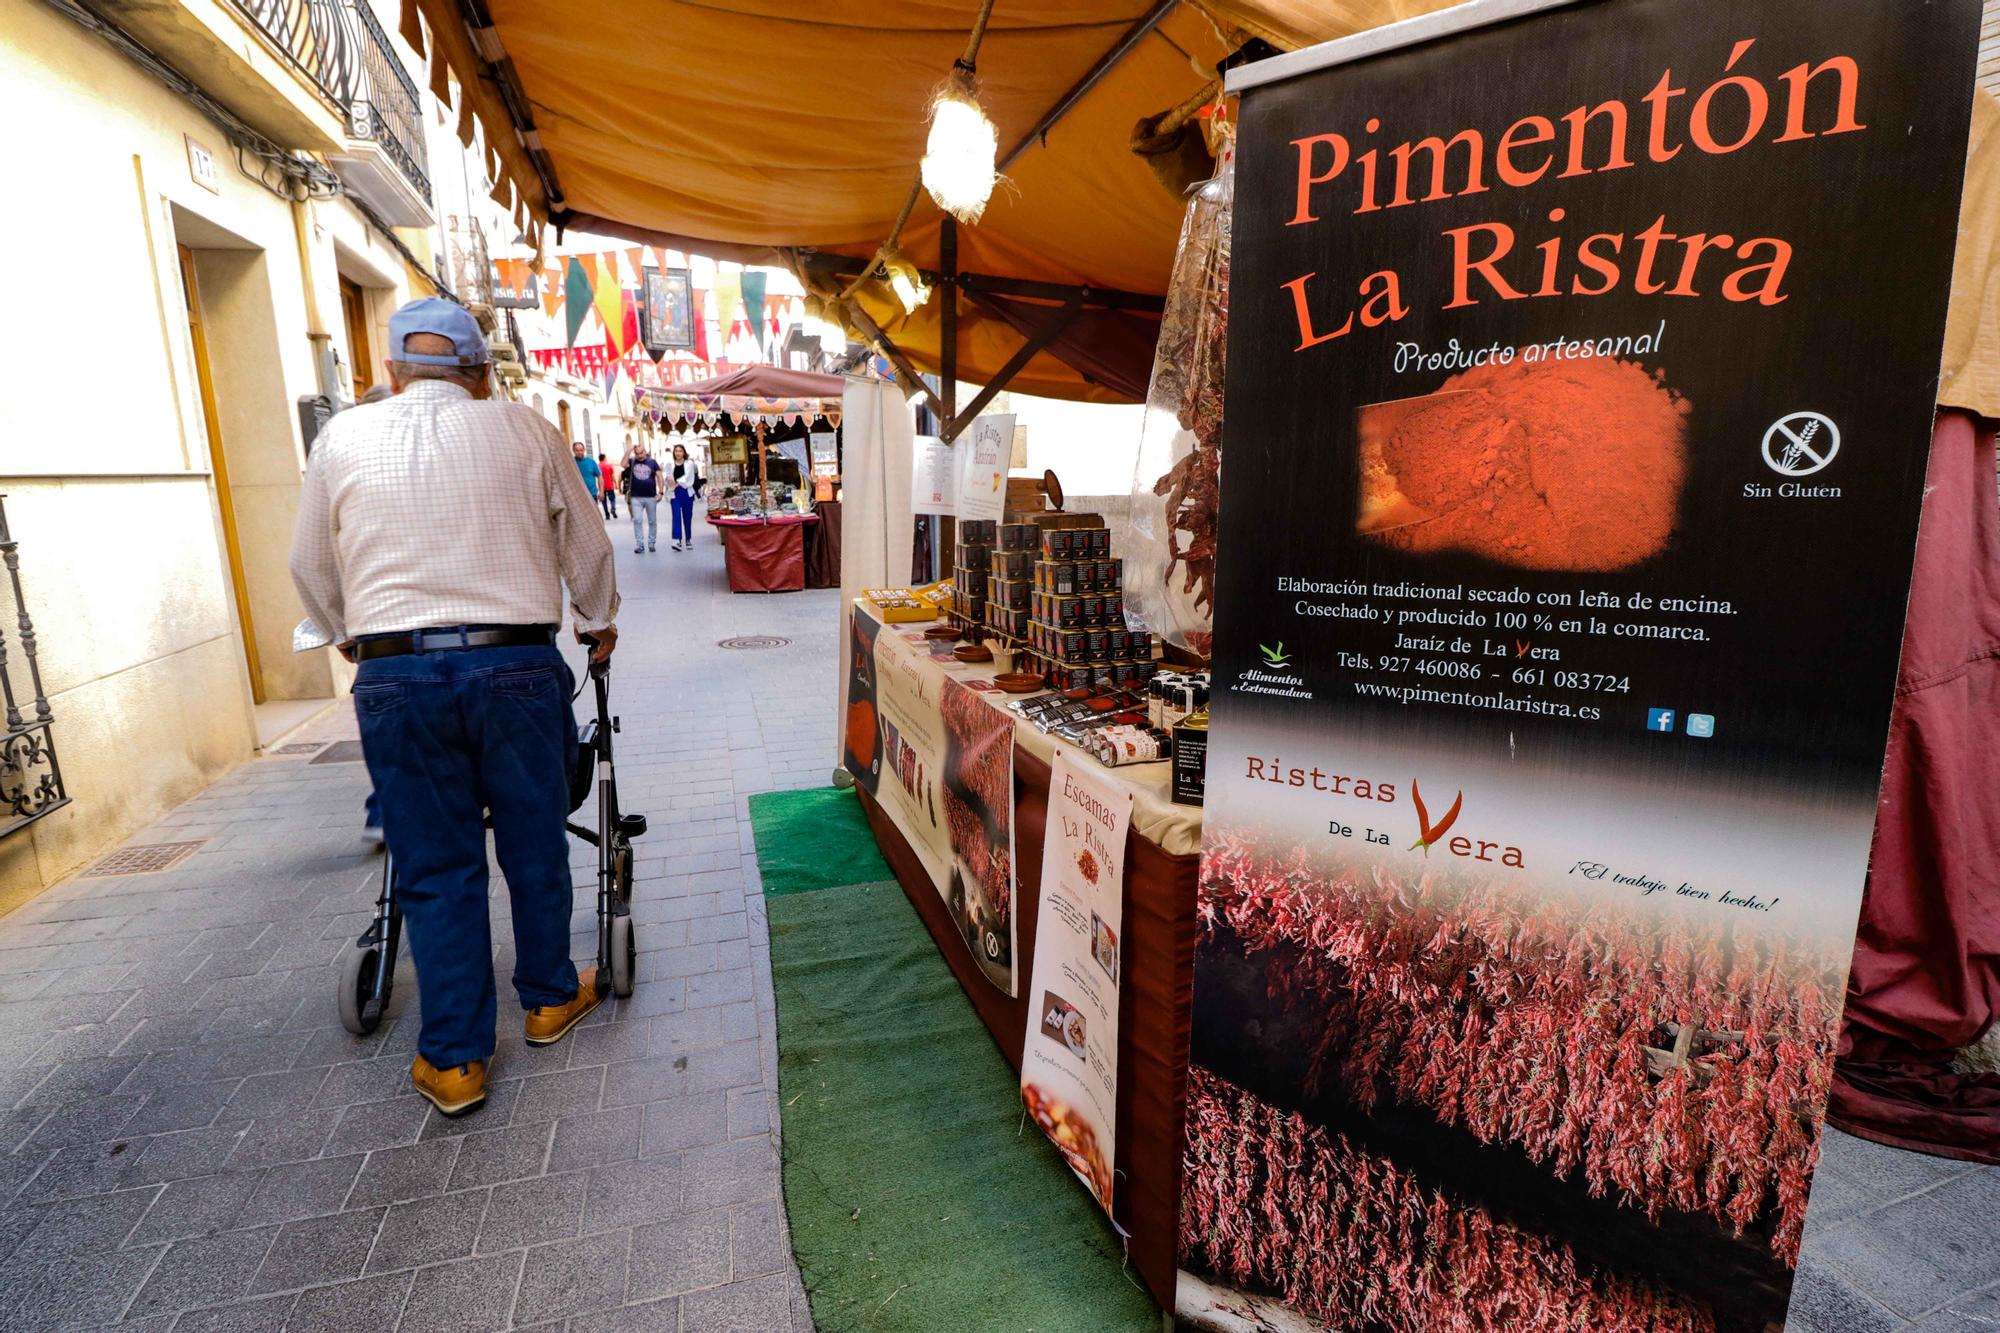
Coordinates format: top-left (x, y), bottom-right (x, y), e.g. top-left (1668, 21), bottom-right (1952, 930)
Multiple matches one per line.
top-left (1761, 412), bottom-right (1840, 477)
top-left (1409, 781), bottom-right (1463, 856)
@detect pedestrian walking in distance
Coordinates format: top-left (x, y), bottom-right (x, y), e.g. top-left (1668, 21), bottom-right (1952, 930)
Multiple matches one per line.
top-left (626, 443), bottom-right (663, 553)
top-left (668, 441), bottom-right (701, 551)
top-left (598, 452), bottom-right (618, 520)
top-left (572, 440), bottom-right (601, 512)
top-left (289, 297), bottom-right (621, 1118)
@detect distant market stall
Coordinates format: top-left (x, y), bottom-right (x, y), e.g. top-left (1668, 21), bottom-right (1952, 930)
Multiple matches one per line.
top-left (639, 366), bottom-right (845, 593)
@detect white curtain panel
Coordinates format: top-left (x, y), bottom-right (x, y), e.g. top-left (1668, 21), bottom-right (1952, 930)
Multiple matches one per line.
top-left (835, 376), bottom-right (916, 769)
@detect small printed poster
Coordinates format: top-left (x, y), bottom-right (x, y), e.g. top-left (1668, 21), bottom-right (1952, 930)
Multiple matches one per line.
top-left (940, 677), bottom-right (1018, 994)
top-left (955, 413), bottom-right (1013, 523)
top-left (1021, 747), bottom-right (1132, 1213)
top-left (845, 603), bottom-right (1020, 995)
top-left (809, 430), bottom-right (840, 477)
top-left (913, 434), bottom-right (955, 515)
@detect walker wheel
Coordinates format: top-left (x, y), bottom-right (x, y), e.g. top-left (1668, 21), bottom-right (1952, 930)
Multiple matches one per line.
top-left (338, 945), bottom-right (387, 1035)
top-left (612, 844), bottom-right (633, 908)
top-left (610, 915), bottom-right (636, 998)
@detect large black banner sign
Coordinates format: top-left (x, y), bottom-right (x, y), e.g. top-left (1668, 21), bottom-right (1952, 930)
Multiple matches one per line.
top-left (1183, 2), bottom-right (1979, 1329)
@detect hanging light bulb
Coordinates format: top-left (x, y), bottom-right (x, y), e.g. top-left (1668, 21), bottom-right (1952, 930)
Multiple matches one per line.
top-left (879, 246), bottom-right (932, 313)
top-left (921, 65), bottom-right (998, 224)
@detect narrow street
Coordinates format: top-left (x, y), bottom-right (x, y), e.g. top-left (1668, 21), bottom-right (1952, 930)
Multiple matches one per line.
top-left (0, 525), bottom-right (832, 1331)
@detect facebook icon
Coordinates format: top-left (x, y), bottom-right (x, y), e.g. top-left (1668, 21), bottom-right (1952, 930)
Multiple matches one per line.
top-left (1647, 708), bottom-right (1677, 733)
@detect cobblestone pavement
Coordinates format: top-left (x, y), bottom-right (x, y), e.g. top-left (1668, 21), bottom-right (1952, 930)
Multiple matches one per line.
top-left (1795, 1128), bottom-right (2000, 1331)
top-left (0, 523), bottom-right (835, 1331)
top-left (0, 516), bottom-right (1993, 1331)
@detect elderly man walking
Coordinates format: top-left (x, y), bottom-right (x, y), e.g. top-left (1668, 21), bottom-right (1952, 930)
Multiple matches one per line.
top-left (290, 298), bottom-right (620, 1116)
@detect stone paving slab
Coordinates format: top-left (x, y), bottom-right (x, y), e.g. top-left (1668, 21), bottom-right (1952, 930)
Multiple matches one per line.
top-left (0, 531), bottom-right (826, 1331)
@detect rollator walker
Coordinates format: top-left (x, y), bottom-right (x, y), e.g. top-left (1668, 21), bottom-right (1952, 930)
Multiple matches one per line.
top-left (333, 636), bottom-right (646, 1036)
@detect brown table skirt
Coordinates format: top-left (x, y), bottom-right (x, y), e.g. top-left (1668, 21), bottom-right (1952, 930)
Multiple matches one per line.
top-left (856, 742), bottom-right (1197, 1312)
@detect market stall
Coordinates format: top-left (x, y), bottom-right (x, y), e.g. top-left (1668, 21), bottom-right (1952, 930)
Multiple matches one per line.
top-left (638, 366), bottom-right (845, 593)
top-left (843, 595), bottom-right (1201, 1308)
top-left (709, 513), bottom-right (820, 593)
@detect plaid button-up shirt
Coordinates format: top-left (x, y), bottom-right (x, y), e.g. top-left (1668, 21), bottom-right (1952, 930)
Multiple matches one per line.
top-left (289, 381), bottom-right (619, 642)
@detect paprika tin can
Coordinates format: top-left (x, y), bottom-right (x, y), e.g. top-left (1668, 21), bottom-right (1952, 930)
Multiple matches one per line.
top-left (1052, 663), bottom-right (1093, 691)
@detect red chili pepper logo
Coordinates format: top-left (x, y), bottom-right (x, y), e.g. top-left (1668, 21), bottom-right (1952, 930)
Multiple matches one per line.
top-left (1409, 780), bottom-right (1463, 855)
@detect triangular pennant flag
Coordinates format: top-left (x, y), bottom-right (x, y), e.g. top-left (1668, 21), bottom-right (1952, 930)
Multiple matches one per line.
top-left (711, 272), bottom-right (742, 338)
top-left (592, 256), bottom-right (623, 341)
top-left (740, 271), bottom-right (767, 349)
top-left (541, 280), bottom-right (562, 319)
top-left (564, 257), bottom-right (594, 347)
top-left (625, 247), bottom-right (647, 280)
top-left (622, 290), bottom-right (642, 360)
top-left (691, 292), bottom-right (710, 362)
top-left (604, 288), bottom-right (637, 358)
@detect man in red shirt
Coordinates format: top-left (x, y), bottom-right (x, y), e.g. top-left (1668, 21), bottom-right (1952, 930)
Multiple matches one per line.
top-left (597, 453), bottom-right (617, 520)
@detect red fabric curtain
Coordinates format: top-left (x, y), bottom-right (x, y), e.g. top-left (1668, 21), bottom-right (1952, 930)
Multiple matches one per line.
top-left (1831, 409), bottom-right (2000, 1161)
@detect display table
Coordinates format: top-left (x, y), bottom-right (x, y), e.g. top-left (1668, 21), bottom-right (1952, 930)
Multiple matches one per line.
top-left (706, 513), bottom-right (819, 593)
top-left (803, 499), bottom-right (841, 589)
top-left (848, 602), bottom-right (1197, 1311)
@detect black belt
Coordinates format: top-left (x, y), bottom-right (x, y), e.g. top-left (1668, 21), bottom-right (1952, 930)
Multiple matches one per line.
top-left (354, 625), bottom-right (556, 661)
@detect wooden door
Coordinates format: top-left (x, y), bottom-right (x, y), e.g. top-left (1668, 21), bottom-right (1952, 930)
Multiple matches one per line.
top-left (339, 276), bottom-right (372, 397)
top-left (179, 246), bottom-right (266, 703)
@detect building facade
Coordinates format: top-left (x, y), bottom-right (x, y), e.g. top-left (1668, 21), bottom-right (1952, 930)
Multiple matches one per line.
top-left (0, 0), bottom-right (465, 908)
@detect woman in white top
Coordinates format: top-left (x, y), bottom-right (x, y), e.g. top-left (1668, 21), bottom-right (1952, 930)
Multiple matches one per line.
top-left (668, 442), bottom-right (703, 552)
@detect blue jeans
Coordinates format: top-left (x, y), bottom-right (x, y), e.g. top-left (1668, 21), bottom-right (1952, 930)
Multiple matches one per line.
top-left (670, 489), bottom-right (695, 544)
top-left (631, 496), bottom-right (658, 548)
top-left (354, 643), bottom-right (580, 1068)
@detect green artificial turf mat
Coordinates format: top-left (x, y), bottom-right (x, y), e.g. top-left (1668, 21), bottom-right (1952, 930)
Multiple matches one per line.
top-left (767, 878), bottom-right (1159, 1332)
top-left (748, 787), bottom-right (892, 896)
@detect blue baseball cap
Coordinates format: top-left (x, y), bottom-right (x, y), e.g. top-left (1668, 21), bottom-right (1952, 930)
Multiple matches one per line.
top-left (387, 297), bottom-right (489, 366)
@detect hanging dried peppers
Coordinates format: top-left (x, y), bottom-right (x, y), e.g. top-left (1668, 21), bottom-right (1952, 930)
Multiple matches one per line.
top-left (1197, 831), bottom-right (1844, 1268)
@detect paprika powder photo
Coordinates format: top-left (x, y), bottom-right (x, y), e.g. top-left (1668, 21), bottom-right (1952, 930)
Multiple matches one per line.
top-left (1358, 357), bottom-right (1689, 571)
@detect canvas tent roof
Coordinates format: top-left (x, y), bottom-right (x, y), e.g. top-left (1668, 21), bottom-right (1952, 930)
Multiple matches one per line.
top-left (403, 0), bottom-right (2000, 415)
top-left (399, 0), bottom-right (1464, 403)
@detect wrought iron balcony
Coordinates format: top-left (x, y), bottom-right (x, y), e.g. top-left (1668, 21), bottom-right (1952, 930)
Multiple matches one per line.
top-left (230, 0), bottom-right (357, 111)
top-left (345, 0), bottom-right (431, 207)
top-left (0, 497), bottom-right (69, 839)
top-left (227, 0), bottom-right (432, 210)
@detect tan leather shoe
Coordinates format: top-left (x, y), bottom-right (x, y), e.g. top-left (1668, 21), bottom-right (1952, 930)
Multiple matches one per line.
top-left (524, 967), bottom-right (603, 1046)
top-left (411, 1056), bottom-right (486, 1117)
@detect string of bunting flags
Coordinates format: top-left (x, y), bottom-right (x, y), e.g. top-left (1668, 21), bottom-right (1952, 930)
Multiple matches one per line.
top-left (528, 249), bottom-right (804, 362)
top-left (635, 389), bottom-right (842, 430)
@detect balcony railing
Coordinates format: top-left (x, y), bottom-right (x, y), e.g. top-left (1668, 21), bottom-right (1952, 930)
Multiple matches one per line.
top-left (0, 497), bottom-right (69, 840)
top-left (232, 0), bottom-right (356, 109)
top-left (227, 0), bottom-right (430, 206)
top-left (346, 0), bottom-right (431, 205)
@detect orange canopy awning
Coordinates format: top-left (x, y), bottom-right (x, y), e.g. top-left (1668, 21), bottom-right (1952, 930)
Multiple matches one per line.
top-left (405, 0), bottom-right (2000, 414)
top-left (400, 0), bottom-right (1465, 402)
